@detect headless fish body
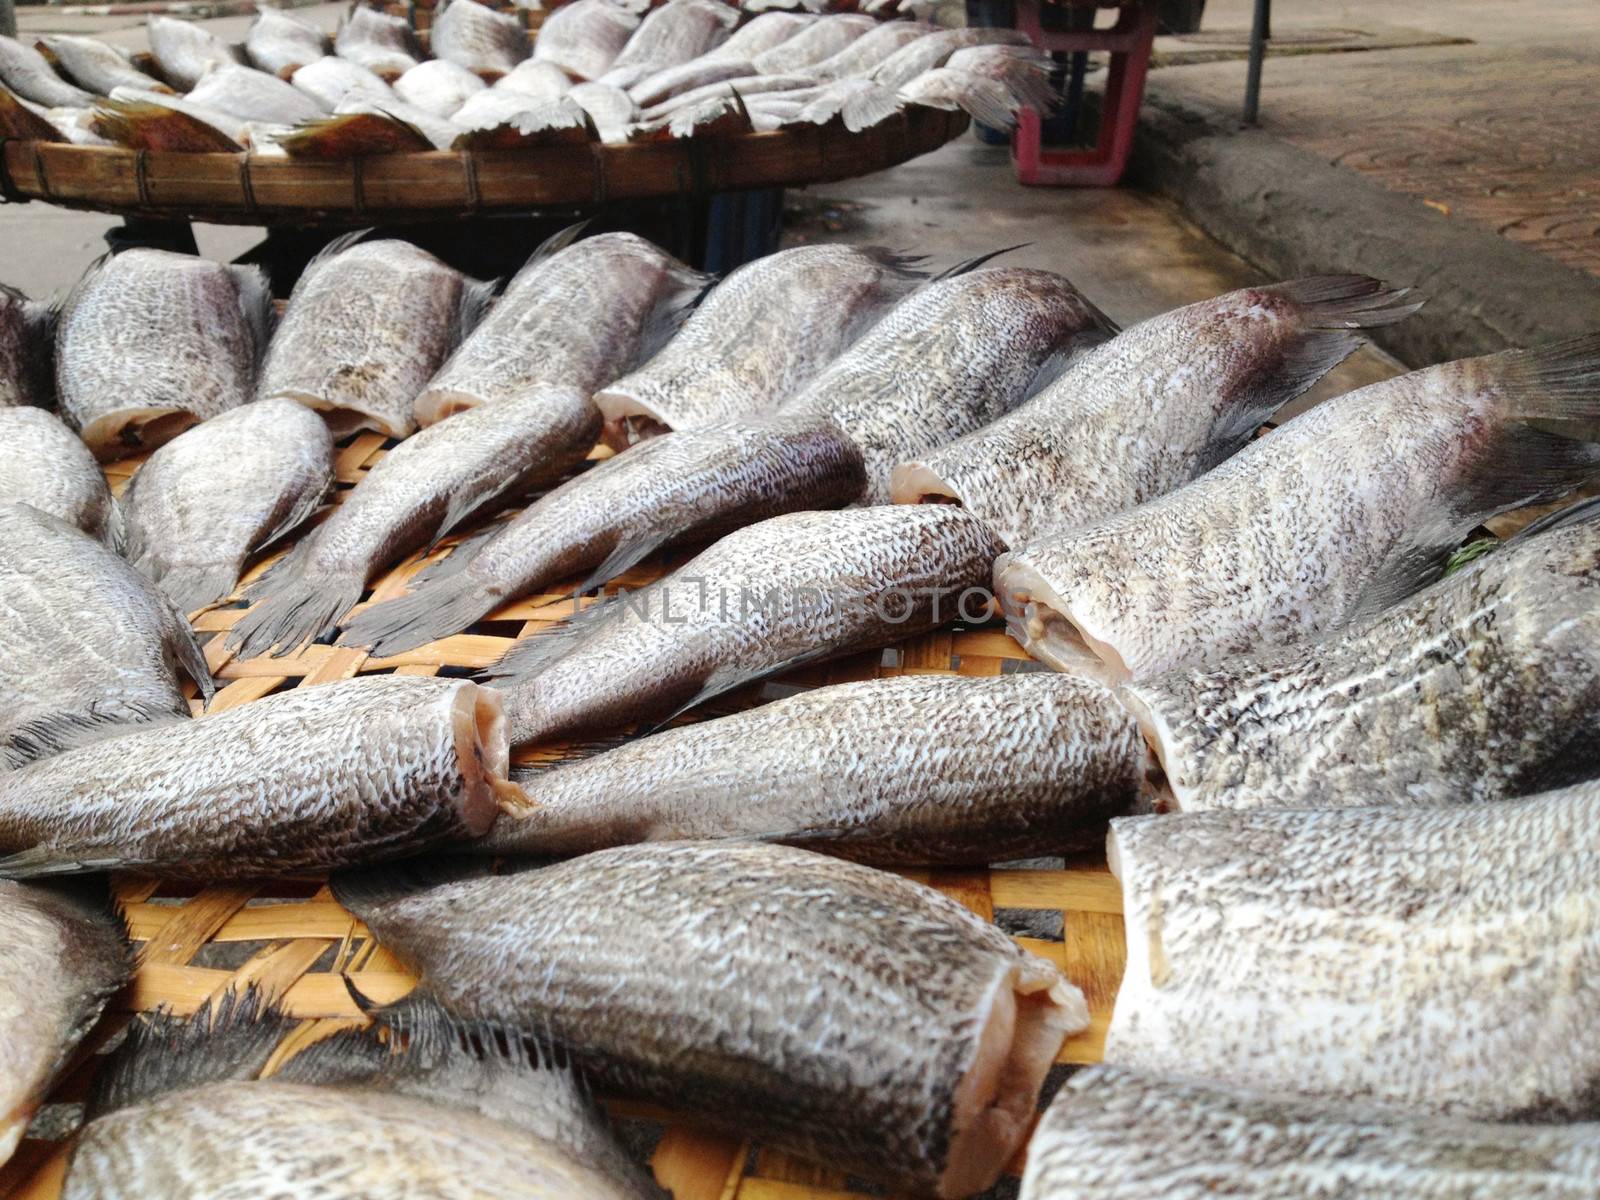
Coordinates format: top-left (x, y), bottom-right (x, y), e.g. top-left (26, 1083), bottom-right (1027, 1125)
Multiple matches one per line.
top-left (334, 6), bottom-right (419, 80)
top-left (145, 15), bottom-right (237, 91)
top-left (594, 243), bottom-right (927, 446)
top-left (0, 676), bottom-right (519, 880)
top-left (0, 282), bottom-right (55, 408)
top-left (246, 9), bottom-right (327, 79)
top-left (482, 671), bottom-right (1148, 862)
top-left (258, 237), bottom-right (491, 438)
top-left (997, 334), bottom-right (1600, 683)
top-left (1104, 781), bottom-right (1600, 1119)
top-left (488, 504), bottom-right (1003, 747)
top-left (430, 0), bottom-right (528, 80)
top-left (705, 12), bottom-right (814, 61)
top-left (0, 503), bottom-right (212, 768)
top-left (751, 13), bottom-right (875, 73)
top-left (290, 55), bottom-right (397, 109)
top-left (0, 880), bottom-right (129, 1165)
top-left (64, 995), bottom-right (661, 1200)
top-left (894, 276), bottom-right (1418, 547)
top-left (600, 0), bottom-right (739, 88)
top-left (1124, 498), bottom-right (1600, 812)
top-left (104, 85), bottom-right (251, 148)
top-left (0, 34), bottom-right (94, 107)
top-left (55, 249), bottom-right (270, 459)
top-left (1021, 1066), bottom-right (1600, 1200)
top-left (532, 0), bottom-right (641, 81)
top-left (333, 840), bottom-right (1088, 1197)
top-left (566, 80), bottom-right (635, 140)
top-left (38, 35), bottom-right (168, 95)
top-left (811, 20), bottom-right (934, 79)
top-left (185, 61), bottom-right (326, 125)
top-left (237, 233), bottom-right (699, 659)
top-left (0, 408), bottom-right (115, 543)
top-left (493, 57), bottom-right (573, 103)
top-left (627, 57), bottom-right (756, 107)
top-left (394, 58), bottom-right (487, 118)
top-left (119, 397), bottom-right (334, 614)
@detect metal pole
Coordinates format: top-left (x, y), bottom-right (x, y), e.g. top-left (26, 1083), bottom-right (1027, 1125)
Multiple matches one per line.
top-left (0, 0), bottom-right (16, 42)
top-left (1242, 0), bottom-right (1270, 124)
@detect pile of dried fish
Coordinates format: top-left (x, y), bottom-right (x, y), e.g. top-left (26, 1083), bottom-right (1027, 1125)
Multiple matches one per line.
top-left (0, 225), bottom-right (1597, 1199)
top-left (0, 5), bottom-right (1054, 156)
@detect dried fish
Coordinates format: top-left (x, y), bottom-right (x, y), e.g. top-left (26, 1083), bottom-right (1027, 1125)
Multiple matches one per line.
top-left (146, 15), bottom-right (237, 91)
top-left (600, 0), bottom-right (739, 89)
top-left (0, 282), bottom-right (54, 409)
top-left (431, 0), bottom-right (528, 79)
top-left (811, 18), bottom-right (933, 78)
top-left (0, 408), bottom-right (115, 543)
top-left (566, 79), bottom-right (635, 139)
top-left (750, 13), bottom-right (876, 73)
top-left (532, 0), bottom-right (640, 81)
top-left (704, 11), bottom-right (814, 61)
top-left (187, 60), bottom-right (327, 124)
top-left (0, 34), bottom-right (94, 107)
top-left (334, 6), bottom-right (419, 80)
top-left (246, 8), bottom-right (327, 79)
top-left (394, 57), bottom-right (487, 117)
top-left (492, 56), bottom-right (573, 103)
top-left (872, 27), bottom-right (1028, 91)
top-left (38, 35), bottom-right (169, 95)
top-left (289, 54), bottom-right (397, 108)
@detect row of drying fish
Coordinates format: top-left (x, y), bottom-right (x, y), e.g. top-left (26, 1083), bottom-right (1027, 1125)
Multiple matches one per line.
top-left (8, 774), bottom-right (1598, 1196)
top-left (0, 2), bottom-right (1051, 155)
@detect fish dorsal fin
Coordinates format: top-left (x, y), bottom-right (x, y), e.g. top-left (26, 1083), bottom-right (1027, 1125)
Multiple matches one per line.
top-left (227, 262), bottom-right (275, 368)
top-left (4, 703), bottom-right (187, 769)
top-left (647, 642), bottom-right (842, 732)
top-left (511, 730), bottom-right (640, 779)
top-left (303, 227), bottom-right (375, 278)
top-left (481, 592), bottom-right (625, 681)
top-left (504, 219), bottom-right (593, 292)
top-left (630, 260), bottom-right (717, 370)
top-left (87, 988), bottom-right (289, 1120)
top-left (931, 243), bottom-right (1027, 282)
top-left (1508, 494), bottom-right (1600, 543)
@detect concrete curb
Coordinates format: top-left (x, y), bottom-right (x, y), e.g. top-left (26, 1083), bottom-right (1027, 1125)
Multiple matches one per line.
top-left (1124, 86), bottom-right (1600, 367)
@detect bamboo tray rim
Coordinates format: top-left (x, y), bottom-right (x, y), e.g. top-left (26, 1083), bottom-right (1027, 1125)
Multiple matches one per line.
top-left (0, 107), bottom-right (970, 225)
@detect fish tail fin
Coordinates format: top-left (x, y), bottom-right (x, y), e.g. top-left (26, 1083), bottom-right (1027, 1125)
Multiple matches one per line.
top-left (91, 98), bottom-right (242, 152)
top-left (104, 493), bottom-right (126, 554)
top-left (1508, 493), bottom-right (1600, 543)
top-left (1267, 275), bottom-right (1424, 398)
top-left (933, 243), bottom-right (1028, 281)
top-left (278, 111), bottom-right (433, 158)
top-left (839, 83), bottom-right (901, 132)
top-left (949, 74), bottom-right (1029, 131)
top-left (631, 259), bottom-right (718, 369)
top-left (168, 602), bottom-right (217, 704)
top-left (4, 701), bottom-right (187, 769)
top-left (226, 552), bottom-right (364, 660)
top-left (453, 271), bottom-right (499, 350)
top-left (228, 262), bottom-right (276, 366)
top-left (87, 988), bottom-right (289, 1120)
top-left (1491, 332), bottom-right (1600, 440)
top-left (0, 84), bottom-right (66, 141)
top-left (572, 527), bottom-right (671, 597)
top-left (338, 571), bottom-right (497, 658)
top-left (155, 561), bottom-right (242, 618)
top-left (482, 596), bottom-right (615, 683)
top-left (329, 855), bottom-right (491, 919)
top-left (410, 521), bottom-right (500, 586)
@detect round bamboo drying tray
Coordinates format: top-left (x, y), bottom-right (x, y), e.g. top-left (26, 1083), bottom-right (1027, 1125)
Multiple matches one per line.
top-left (0, 108), bottom-right (969, 226)
top-left (0, 431), bottom-right (1122, 1200)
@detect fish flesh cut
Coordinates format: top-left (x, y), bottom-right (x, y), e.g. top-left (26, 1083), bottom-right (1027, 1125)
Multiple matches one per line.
top-left (487, 504), bottom-right (1002, 746)
top-left (894, 276), bottom-right (1418, 547)
top-left (1123, 496), bottom-right (1600, 812)
top-left (333, 839), bottom-right (1088, 1197)
top-left (1021, 1065), bottom-right (1600, 1200)
top-left (594, 243), bottom-right (926, 445)
top-left (0, 503), bottom-right (212, 768)
top-left (0, 676), bottom-right (519, 879)
top-left (481, 671), bottom-right (1148, 862)
top-left (0, 408), bottom-right (115, 543)
top-left (258, 236), bottom-right (491, 438)
top-left (120, 396), bottom-right (334, 614)
top-left (0, 879), bottom-right (128, 1165)
top-left (55, 249), bottom-right (270, 459)
top-left (1103, 781), bottom-right (1600, 1119)
top-left (0, 282), bottom-right (54, 408)
top-left (997, 334), bottom-right (1600, 683)
top-left (64, 993), bottom-right (661, 1199)
top-left (235, 232), bottom-right (697, 658)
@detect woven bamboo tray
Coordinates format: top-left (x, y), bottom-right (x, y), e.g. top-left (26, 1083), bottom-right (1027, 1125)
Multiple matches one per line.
top-left (0, 433), bottom-right (1125, 1200)
top-left (0, 107), bottom-right (969, 226)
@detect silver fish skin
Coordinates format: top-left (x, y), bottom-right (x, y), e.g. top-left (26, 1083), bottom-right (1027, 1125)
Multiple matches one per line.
top-left (639, 69), bottom-right (813, 119)
top-left (37, 35), bottom-right (168, 95)
top-left (566, 79), bottom-right (635, 140)
top-left (1022, 1066), bottom-right (1600, 1200)
top-left (431, 0), bottom-right (528, 79)
top-left (0, 503), bottom-right (212, 768)
top-left (334, 6), bottom-right (420, 80)
top-left (482, 671), bottom-right (1148, 863)
top-left (289, 54), bottom-right (397, 108)
top-left (187, 60), bottom-right (327, 123)
top-left (0, 880), bottom-right (128, 1164)
top-left (532, 0), bottom-right (640, 81)
top-left (871, 26), bottom-right (1028, 91)
top-left (488, 504), bottom-right (1003, 747)
top-left (333, 839), bottom-right (1088, 1197)
top-left (997, 334), bottom-right (1600, 684)
top-left (493, 56), bottom-right (573, 102)
top-left (0, 34), bottom-right (94, 107)
top-left (340, 412), bottom-right (865, 656)
top-left (1123, 499), bottom-right (1600, 813)
top-left (600, 0), bottom-right (739, 87)
top-left (246, 9), bottom-right (327, 79)
top-left (259, 237), bottom-right (492, 438)
top-left (0, 676), bottom-right (519, 880)
top-left (146, 15), bottom-right (237, 91)
top-left (0, 408), bottom-right (115, 543)
top-left (67, 999), bottom-right (660, 1200)
top-left (627, 56), bottom-right (755, 106)
top-left (593, 243), bottom-right (926, 446)
top-left (750, 13), bottom-right (876, 73)
top-left (783, 266), bottom-right (1117, 503)
top-left (1105, 781), bottom-right (1600, 1120)
top-left (812, 19), bottom-right (932, 78)
top-left (393, 57), bottom-right (487, 117)
top-left (56, 250), bottom-right (270, 460)
top-left (228, 382), bottom-right (594, 659)
top-left (0, 282), bottom-right (55, 409)
top-left (893, 276), bottom-right (1419, 548)
top-left (704, 11), bottom-right (814, 61)
top-left (120, 397), bottom-right (334, 615)
top-left (415, 229), bottom-right (706, 425)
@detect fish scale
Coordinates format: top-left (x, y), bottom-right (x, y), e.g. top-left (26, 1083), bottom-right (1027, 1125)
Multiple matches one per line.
top-left (0, 408), bottom-right (116, 544)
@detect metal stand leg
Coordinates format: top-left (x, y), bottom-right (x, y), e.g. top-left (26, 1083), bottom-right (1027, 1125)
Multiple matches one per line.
top-left (1243, 0), bottom-right (1270, 124)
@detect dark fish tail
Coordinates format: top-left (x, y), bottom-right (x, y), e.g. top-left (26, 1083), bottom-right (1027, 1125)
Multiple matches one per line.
top-left (0, 85), bottom-right (65, 141)
top-left (1267, 275), bottom-right (1424, 400)
top-left (226, 552), bottom-right (366, 659)
top-left (1509, 493), bottom-right (1600, 543)
top-left (339, 570), bottom-right (500, 658)
top-left (278, 111), bottom-right (432, 159)
top-left (5, 701), bottom-right (187, 769)
top-left (154, 560), bottom-right (243, 618)
top-left (90, 99), bottom-right (243, 152)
